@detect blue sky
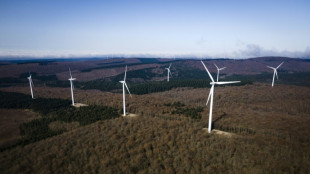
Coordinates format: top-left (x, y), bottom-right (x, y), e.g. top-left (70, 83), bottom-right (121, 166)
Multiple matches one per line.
top-left (0, 0), bottom-right (309, 58)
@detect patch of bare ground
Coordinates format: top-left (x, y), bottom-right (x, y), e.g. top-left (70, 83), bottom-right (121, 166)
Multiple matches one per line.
top-left (73, 103), bottom-right (88, 108)
top-left (0, 109), bottom-right (40, 147)
top-left (123, 113), bottom-right (138, 117)
top-left (202, 128), bottom-right (235, 138)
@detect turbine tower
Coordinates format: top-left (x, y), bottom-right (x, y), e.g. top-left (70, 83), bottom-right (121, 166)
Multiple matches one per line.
top-left (266, 62), bottom-right (284, 87)
top-left (119, 66), bottom-right (132, 116)
top-left (214, 63), bottom-right (226, 82)
top-left (68, 68), bottom-right (76, 106)
top-left (201, 61), bottom-right (240, 133)
top-left (165, 63), bottom-right (172, 82)
top-left (27, 73), bottom-right (34, 99)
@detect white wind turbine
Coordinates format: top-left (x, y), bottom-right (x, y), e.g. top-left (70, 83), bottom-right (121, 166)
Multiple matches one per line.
top-left (266, 62), bottom-right (284, 87)
top-left (27, 72), bottom-right (34, 99)
top-left (214, 63), bottom-right (226, 82)
top-left (201, 61), bottom-right (240, 133)
top-left (119, 66), bottom-right (132, 116)
top-left (68, 68), bottom-right (76, 106)
top-left (165, 63), bottom-right (172, 82)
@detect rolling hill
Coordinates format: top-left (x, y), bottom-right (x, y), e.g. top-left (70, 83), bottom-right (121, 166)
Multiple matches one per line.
top-left (0, 57), bottom-right (310, 173)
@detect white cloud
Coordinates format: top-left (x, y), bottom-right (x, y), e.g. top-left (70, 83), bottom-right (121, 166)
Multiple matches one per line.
top-left (0, 45), bottom-right (309, 59)
top-left (233, 44), bottom-right (310, 59)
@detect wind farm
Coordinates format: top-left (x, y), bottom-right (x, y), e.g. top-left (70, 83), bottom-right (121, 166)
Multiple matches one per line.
top-left (1, 0), bottom-right (310, 173)
top-left (0, 57), bottom-right (310, 173)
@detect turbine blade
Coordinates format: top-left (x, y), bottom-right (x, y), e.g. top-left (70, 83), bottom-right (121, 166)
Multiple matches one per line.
top-left (125, 83), bottom-right (132, 97)
top-left (69, 68), bottom-right (72, 78)
top-left (216, 81), bottom-right (240, 85)
top-left (214, 63), bottom-right (219, 70)
top-left (31, 79), bottom-right (34, 87)
top-left (276, 62), bottom-right (284, 69)
top-left (206, 86), bottom-right (213, 106)
top-left (275, 70), bottom-right (279, 80)
top-left (201, 61), bottom-right (215, 82)
top-left (266, 66), bottom-right (275, 70)
top-left (124, 65), bottom-right (127, 81)
top-left (219, 67), bottom-right (226, 70)
top-left (169, 63), bottom-right (171, 69)
top-left (169, 70), bottom-right (172, 77)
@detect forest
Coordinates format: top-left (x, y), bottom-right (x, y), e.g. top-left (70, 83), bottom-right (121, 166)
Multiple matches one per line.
top-left (80, 58), bottom-right (175, 72)
top-left (0, 58), bottom-right (310, 173)
top-left (0, 91), bottom-right (120, 151)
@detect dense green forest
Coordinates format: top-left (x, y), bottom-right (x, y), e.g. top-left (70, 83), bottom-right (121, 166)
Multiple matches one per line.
top-left (81, 58), bottom-right (176, 72)
top-left (66, 66), bottom-right (252, 94)
top-left (1, 63), bottom-right (310, 95)
top-left (165, 102), bottom-right (204, 119)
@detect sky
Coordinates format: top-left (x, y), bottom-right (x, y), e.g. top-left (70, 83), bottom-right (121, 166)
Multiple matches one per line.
top-left (0, 0), bottom-right (309, 58)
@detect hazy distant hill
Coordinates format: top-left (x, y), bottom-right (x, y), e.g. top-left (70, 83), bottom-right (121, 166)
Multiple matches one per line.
top-left (1, 57), bottom-right (309, 78)
top-left (1, 57), bottom-right (310, 89)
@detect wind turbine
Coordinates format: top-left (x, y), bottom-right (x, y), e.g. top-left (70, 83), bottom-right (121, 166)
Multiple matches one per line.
top-left (68, 68), bottom-right (76, 106)
top-left (214, 63), bottom-right (226, 82)
top-left (266, 62), bottom-right (284, 87)
top-left (165, 63), bottom-right (172, 82)
top-left (27, 73), bottom-right (34, 99)
top-left (119, 66), bottom-right (132, 116)
top-left (201, 61), bottom-right (240, 133)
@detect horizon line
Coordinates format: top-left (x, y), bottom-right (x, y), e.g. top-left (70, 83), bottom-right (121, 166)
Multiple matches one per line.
top-left (0, 55), bottom-right (306, 61)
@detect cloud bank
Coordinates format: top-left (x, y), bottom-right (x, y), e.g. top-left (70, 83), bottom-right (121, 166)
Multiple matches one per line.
top-left (0, 45), bottom-right (309, 59)
top-left (233, 44), bottom-right (310, 59)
